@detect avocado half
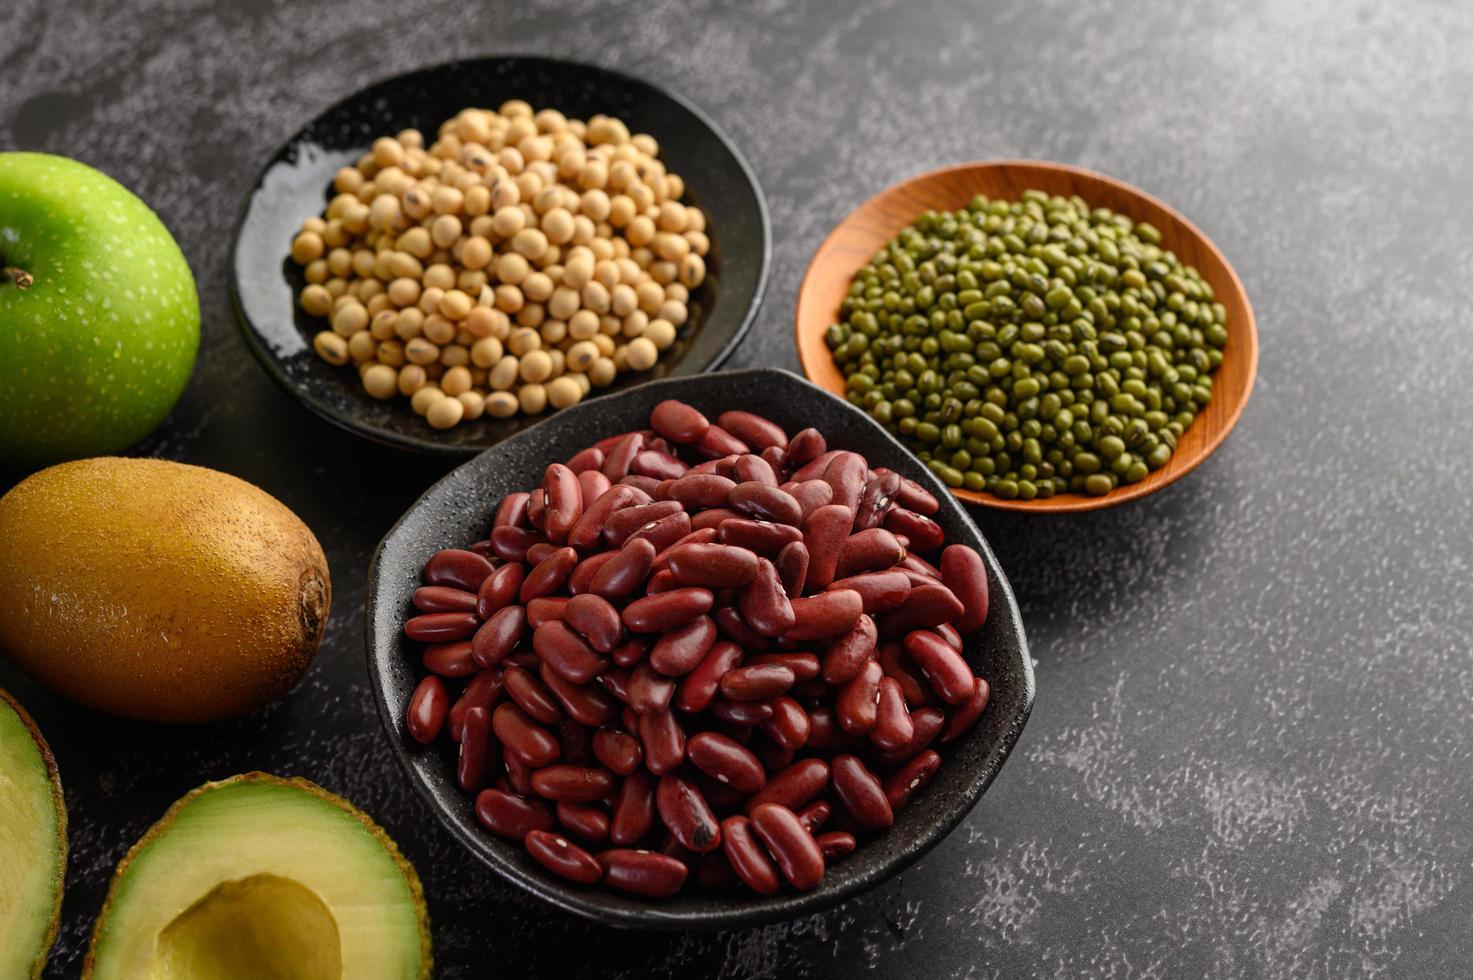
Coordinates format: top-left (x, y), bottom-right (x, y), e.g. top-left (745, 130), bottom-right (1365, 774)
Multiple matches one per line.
top-left (84, 773), bottom-right (431, 979)
top-left (0, 687), bottom-right (67, 979)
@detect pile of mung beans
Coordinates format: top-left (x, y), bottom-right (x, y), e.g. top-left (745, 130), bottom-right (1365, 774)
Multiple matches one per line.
top-left (825, 190), bottom-right (1226, 498)
top-left (401, 400), bottom-right (991, 898)
top-left (288, 103), bottom-right (709, 429)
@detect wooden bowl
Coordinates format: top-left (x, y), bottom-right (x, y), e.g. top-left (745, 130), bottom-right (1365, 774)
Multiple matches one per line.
top-left (795, 161), bottom-right (1257, 513)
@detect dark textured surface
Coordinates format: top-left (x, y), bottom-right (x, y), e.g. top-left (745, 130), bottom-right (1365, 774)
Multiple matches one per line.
top-left (233, 56), bottom-right (769, 455)
top-left (2, 0), bottom-right (1470, 976)
top-left (367, 368), bottom-right (1032, 930)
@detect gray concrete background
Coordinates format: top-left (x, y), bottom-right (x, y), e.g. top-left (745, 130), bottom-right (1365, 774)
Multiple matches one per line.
top-left (3, 0), bottom-right (1471, 976)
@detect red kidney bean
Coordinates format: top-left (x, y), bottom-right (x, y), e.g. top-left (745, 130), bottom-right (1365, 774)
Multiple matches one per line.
top-left (609, 637), bottom-right (647, 669)
top-left (623, 588), bottom-right (714, 633)
top-left (709, 697), bottom-right (775, 727)
top-left (649, 528), bottom-right (719, 575)
top-left (601, 431), bottom-right (645, 480)
top-left (747, 758), bottom-right (829, 814)
top-left (413, 585), bottom-right (479, 613)
top-left (526, 596), bottom-right (569, 629)
top-left (603, 500), bottom-right (685, 547)
top-left (556, 801), bottom-right (611, 845)
top-left (796, 800), bottom-right (831, 833)
top-left (504, 753), bottom-right (536, 795)
top-left (405, 611), bottom-right (479, 642)
top-left (525, 829), bottom-right (603, 884)
top-left (477, 562), bottom-right (525, 619)
top-left (854, 470), bottom-right (901, 531)
top-left (476, 789), bottom-right (553, 839)
top-left (492, 702), bottom-right (560, 767)
top-left (600, 848), bottom-right (688, 897)
top-left (877, 640), bottom-right (932, 708)
top-left (667, 543), bottom-right (759, 588)
top-left (627, 662), bottom-right (677, 715)
top-left (495, 491), bottom-right (531, 529)
top-left (424, 548), bottom-right (496, 591)
top-left (737, 558), bottom-right (795, 638)
top-left (791, 449), bottom-right (844, 482)
top-left (451, 602), bottom-right (508, 656)
top-left (594, 429), bottom-right (647, 455)
top-left (826, 570), bottom-right (911, 615)
top-left (717, 411), bottom-right (788, 451)
top-left (566, 446), bottom-right (605, 473)
top-left (639, 617), bottom-right (713, 681)
top-left (663, 471), bottom-right (733, 510)
top-left (719, 663), bottom-right (796, 702)
top-left (638, 709), bottom-right (686, 775)
top-left (787, 480), bottom-right (834, 524)
top-left (733, 454), bottom-right (778, 487)
top-left (873, 467), bottom-right (939, 515)
top-left (816, 831), bottom-right (857, 862)
top-left (884, 507), bottom-right (944, 555)
top-left (728, 482), bottom-right (802, 526)
top-left (533, 621), bottom-right (608, 684)
top-left (591, 537), bottom-right (656, 602)
top-left (577, 469), bottom-right (612, 507)
top-left (717, 518), bottom-right (801, 557)
top-left (751, 652), bottom-right (820, 683)
top-left (633, 450), bottom-right (689, 481)
top-left (610, 771), bottom-right (656, 845)
top-left (822, 452), bottom-right (868, 515)
top-left (883, 749), bottom-right (942, 811)
top-left (823, 614), bottom-right (877, 684)
top-left (657, 775), bottom-right (722, 853)
top-left (712, 606), bottom-right (771, 652)
top-left (525, 542), bottom-right (560, 566)
top-left (719, 815), bottom-right (781, 895)
top-left (763, 696), bottom-right (811, 751)
top-left (806, 705), bottom-right (862, 752)
top-left (423, 641), bottom-right (478, 678)
top-left (537, 665), bottom-right (617, 727)
top-left (685, 732), bottom-right (767, 794)
top-left (695, 424), bottom-right (749, 459)
top-left (642, 569), bottom-right (677, 594)
top-left (406, 675), bottom-right (448, 744)
top-left (541, 464), bottom-right (583, 544)
top-left (685, 507), bottom-right (739, 533)
top-left (786, 589), bottom-right (864, 641)
top-left (618, 474), bottom-right (662, 496)
top-left (871, 706), bottom-right (945, 769)
top-left (903, 630), bottom-right (975, 705)
top-left (785, 427), bottom-right (826, 466)
top-left (592, 727), bottom-right (643, 775)
top-left (871, 676), bottom-right (915, 751)
top-left (836, 659), bottom-right (883, 735)
top-left (775, 540), bottom-right (809, 598)
top-left (750, 803), bottom-right (824, 891)
top-left (675, 640), bottom-right (744, 713)
top-left (568, 484), bottom-right (647, 551)
top-left (939, 677), bottom-right (990, 743)
top-left (934, 622), bottom-right (963, 652)
top-left (802, 504), bottom-right (853, 589)
top-left (834, 528), bottom-right (906, 580)
top-left (526, 486), bottom-right (547, 531)
top-left (880, 582), bottom-right (965, 636)
top-left (625, 511), bottom-right (693, 556)
top-left (563, 593), bottom-right (622, 654)
top-left (831, 754), bottom-right (893, 830)
top-left (940, 544), bottom-right (990, 634)
top-left (490, 526), bottom-right (546, 563)
top-left (520, 546), bottom-right (577, 602)
top-left (651, 399), bottom-right (710, 444)
top-left (504, 666), bottom-right (563, 724)
top-left (457, 706), bottom-right (495, 791)
top-left (531, 765), bottom-right (616, 803)
top-left (450, 667), bottom-right (505, 740)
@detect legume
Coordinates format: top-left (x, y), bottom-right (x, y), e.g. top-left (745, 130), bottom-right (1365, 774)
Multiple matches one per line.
top-left (400, 400), bottom-right (994, 897)
top-left (825, 190), bottom-right (1226, 497)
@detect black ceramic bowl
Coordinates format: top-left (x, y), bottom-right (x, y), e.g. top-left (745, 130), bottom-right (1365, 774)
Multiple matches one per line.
top-left (366, 368), bottom-right (1033, 929)
top-left (231, 56), bottom-right (770, 455)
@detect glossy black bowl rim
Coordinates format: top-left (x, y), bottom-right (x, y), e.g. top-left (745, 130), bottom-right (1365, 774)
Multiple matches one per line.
top-left (365, 368), bottom-right (1034, 929)
top-left (229, 54), bottom-right (772, 457)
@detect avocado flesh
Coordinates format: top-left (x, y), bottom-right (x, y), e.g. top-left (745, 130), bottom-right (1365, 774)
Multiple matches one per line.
top-left (0, 688), bottom-right (66, 980)
top-left (85, 774), bottom-right (430, 980)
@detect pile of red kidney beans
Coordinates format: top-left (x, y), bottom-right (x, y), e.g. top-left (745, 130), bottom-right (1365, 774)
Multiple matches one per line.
top-left (402, 400), bottom-right (991, 898)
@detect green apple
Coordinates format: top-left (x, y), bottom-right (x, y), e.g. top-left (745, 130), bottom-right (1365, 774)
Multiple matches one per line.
top-left (0, 152), bottom-right (199, 467)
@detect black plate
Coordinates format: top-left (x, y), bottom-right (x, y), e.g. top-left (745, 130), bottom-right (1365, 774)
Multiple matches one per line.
top-left (366, 368), bottom-right (1034, 929)
top-left (230, 57), bottom-right (770, 456)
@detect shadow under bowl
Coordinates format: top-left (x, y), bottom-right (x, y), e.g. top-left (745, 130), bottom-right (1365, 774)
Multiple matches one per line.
top-left (232, 56), bottom-right (770, 456)
top-left (795, 160), bottom-right (1257, 513)
top-left (366, 368), bottom-right (1033, 929)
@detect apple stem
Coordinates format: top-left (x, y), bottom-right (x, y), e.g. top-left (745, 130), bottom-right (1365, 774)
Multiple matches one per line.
top-left (3, 266), bottom-right (32, 290)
